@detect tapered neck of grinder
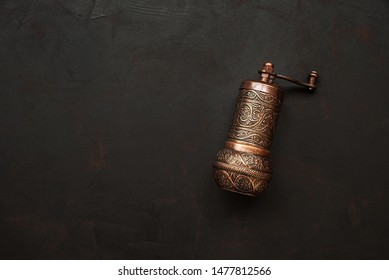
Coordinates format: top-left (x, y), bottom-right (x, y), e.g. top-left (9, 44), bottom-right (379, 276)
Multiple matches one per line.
top-left (260, 62), bottom-right (275, 84)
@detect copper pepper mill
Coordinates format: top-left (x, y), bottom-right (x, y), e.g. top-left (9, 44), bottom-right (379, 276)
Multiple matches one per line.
top-left (213, 62), bottom-right (318, 196)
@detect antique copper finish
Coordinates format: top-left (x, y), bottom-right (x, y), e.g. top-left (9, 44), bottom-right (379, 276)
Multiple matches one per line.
top-left (213, 62), bottom-right (318, 196)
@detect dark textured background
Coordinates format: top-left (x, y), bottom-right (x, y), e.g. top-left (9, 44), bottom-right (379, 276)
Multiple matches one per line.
top-left (1, 0), bottom-right (389, 259)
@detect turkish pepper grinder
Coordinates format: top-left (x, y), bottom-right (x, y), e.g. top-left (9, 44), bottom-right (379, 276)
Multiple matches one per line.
top-left (213, 62), bottom-right (318, 196)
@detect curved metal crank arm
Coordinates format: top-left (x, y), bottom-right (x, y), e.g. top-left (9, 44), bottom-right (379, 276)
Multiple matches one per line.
top-left (259, 70), bottom-right (319, 91)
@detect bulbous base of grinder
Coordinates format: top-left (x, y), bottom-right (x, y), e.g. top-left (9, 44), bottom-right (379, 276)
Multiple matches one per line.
top-left (214, 143), bottom-right (273, 196)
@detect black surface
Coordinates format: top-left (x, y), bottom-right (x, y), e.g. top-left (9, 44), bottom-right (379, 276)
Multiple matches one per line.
top-left (1, 0), bottom-right (389, 259)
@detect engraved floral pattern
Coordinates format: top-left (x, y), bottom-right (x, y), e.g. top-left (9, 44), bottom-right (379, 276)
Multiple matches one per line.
top-left (228, 89), bottom-right (281, 148)
top-left (216, 148), bottom-right (272, 173)
top-left (240, 89), bottom-right (282, 107)
top-left (213, 169), bottom-right (268, 196)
